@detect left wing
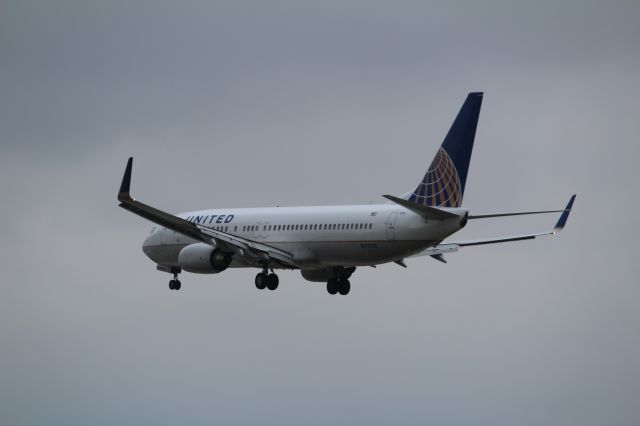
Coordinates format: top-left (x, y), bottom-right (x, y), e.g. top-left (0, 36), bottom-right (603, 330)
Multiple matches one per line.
top-left (409, 194), bottom-right (576, 260)
top-left (117, 157), bottom-right (300, 268)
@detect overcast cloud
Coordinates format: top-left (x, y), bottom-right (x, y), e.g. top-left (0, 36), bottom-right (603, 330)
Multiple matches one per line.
top-left (1, 1), bottom-right (639, 425)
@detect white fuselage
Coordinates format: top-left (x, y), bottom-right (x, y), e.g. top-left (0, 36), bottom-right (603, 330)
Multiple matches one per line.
top-left (142, 203), bottom-right (467, 270)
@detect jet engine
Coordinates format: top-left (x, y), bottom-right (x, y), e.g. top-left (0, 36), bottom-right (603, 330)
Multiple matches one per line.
top-left (301, 269), bottom-right (334, 282)
top-left (301, 266), bottom-right (356, 282)
top-left (178, 243), bottom-right (233, 274)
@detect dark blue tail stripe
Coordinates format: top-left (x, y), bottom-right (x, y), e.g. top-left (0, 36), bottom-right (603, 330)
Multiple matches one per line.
top-left (409, 92), bottom-right (483, 207)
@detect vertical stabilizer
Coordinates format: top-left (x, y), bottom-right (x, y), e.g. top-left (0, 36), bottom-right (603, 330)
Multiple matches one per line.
top-left (408, 92), bottom-right (483, 207)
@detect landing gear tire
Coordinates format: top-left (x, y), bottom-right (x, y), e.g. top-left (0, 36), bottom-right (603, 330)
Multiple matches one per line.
top-left (174, 280), bottom-right (181, 290)
top-left (338, 279), bottom-right (350, 295)
top-left (327, 278), bottom-right (338, 295)
top-left (169, 280), bottom-right (175, 290)
top-left (266, 273), bottom-right (279, 290)
top-left (255, 272), bottom-right (267, 290)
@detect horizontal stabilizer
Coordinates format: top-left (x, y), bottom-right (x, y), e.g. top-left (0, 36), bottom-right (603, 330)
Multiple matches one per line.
top-left (383, 195), bottom-right (459, 220)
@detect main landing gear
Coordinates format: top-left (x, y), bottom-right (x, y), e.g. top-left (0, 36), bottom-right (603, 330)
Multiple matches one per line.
top-left (327, 278), bottom-right (350, 296)
top-left (255, 269), bottom-right (279, 291)
top-left (324, 266), bottom-right (355, 296)
top-left (169, 270), bottom-right (181, 291)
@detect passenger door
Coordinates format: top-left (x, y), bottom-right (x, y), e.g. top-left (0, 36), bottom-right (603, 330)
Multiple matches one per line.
top-left (386, 212), bottom-right (399, 240)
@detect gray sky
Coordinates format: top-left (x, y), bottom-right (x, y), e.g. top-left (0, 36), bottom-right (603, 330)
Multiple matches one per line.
top-left (1, 1), bottom-right (639, 425)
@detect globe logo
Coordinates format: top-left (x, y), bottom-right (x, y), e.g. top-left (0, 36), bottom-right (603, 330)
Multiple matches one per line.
top-left (409, 148), bottom-right (462, 208)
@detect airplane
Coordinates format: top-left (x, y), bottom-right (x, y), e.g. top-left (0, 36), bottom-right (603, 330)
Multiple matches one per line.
top-left (117, 92), bottom-right (575, 295)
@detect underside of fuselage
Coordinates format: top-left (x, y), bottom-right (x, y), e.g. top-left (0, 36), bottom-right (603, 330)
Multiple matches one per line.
top-left (142, 237), bottom-right (441, 270)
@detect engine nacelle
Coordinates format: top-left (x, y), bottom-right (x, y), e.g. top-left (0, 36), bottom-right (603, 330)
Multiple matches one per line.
top-left (301, 269), bottom-right (334, 282)
top-left (301, 266), bottom-right (357, 282)
top-left (177, 243), bottom-right (233, 274)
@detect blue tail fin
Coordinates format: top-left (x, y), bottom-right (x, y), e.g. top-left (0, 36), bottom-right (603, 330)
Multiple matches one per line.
top-left (408, 92), bottom-right (483, 207)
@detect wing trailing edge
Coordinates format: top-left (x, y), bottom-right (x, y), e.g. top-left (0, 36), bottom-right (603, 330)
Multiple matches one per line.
top-left (409, 194), bottom-right (576, 258)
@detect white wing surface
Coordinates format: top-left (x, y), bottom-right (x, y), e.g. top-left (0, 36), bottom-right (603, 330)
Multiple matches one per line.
top-left (410, 194), bottom-right (576, 259)
top-left (117, 158), bottom-right (300, 268)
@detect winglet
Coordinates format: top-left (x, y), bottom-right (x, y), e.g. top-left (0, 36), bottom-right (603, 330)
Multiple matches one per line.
top-left (554, 194), bottom-right (576, 232)
top-left (118, 157), bottom-right (134, 202)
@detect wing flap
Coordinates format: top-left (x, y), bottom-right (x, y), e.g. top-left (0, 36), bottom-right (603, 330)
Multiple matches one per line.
top-left (410, 195), bottom-right (576, 257)
top-left (454, 231), bottom-right (553, 247)
top-left (197, 225), bottom-right (299, 267)
top-left (468, 194), bottom-right (576, 220)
